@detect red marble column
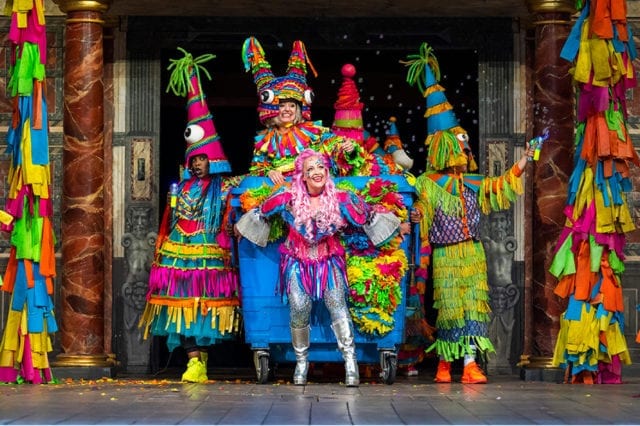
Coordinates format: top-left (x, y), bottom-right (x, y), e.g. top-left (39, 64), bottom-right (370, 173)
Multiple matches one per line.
top-left (53, 0), bottom-right (113, 367)
top-left (524, 0), bottom-right (575, 366)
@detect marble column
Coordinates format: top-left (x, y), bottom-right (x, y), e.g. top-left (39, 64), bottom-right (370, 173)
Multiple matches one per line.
top-left (523, 0), bottom-right (575, 372)
top-left (52, 0), bottom-right (114, 370)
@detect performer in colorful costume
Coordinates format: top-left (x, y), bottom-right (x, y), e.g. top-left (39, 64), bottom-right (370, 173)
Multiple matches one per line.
top-left (550, 0), bottom-right (638, 384)
top-left (242, 37), bottom-right (375, 184)
top-left (405, 43), bottom-right (534, 384)
top-left (0, 0), bottom-right (57, 384)
top-left (139, 49), bottom-right (241, 383)
top-left (235, 149), bottom-right (402, 387)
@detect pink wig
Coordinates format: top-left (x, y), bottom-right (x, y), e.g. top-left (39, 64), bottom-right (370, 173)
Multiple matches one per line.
top-left (291, 149), bottom-right (344, 241)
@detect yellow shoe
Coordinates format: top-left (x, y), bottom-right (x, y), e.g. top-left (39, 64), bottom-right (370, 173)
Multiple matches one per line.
top-left (461, 361), bottom-right (487, 384)
top-left (182, 358), bottom-right (208, 383)
top-left (434, 360), bottom-right (451, 383)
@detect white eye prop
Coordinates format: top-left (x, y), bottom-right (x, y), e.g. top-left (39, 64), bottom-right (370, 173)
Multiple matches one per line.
top-left (184, 124), bottom-right (205, 143)
top-left (260, 89), bottom-right (276, 104)
top-left (303, 89), bottom-right (315, 105)
top-left (456, 133), bottom-right (469, 144)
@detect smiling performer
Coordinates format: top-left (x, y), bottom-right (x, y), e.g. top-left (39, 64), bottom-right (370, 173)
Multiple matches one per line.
top-left (242, 37), bottom-right (368, 184)
top-left (139, 48), bottom-right (241, 383)
top-left (235, 149), bottom-right (402, 386)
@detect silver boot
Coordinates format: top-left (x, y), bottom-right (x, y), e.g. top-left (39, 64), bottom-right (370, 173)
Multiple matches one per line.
top-left (291, 325), bottom-right (310, 385)
top-left (332, 318), bottom-right (359, 387)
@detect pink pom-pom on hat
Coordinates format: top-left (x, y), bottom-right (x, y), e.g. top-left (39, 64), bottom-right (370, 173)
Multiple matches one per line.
top-left (331, 63), bottom-right (379, 152)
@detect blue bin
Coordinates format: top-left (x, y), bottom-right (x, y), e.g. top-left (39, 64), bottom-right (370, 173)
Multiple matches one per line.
top-left (231, 175), bottom-right (416, 384)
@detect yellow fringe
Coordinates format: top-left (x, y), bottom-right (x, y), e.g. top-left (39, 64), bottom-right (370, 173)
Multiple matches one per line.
top-left (139, 297), bottom-right (240, 340)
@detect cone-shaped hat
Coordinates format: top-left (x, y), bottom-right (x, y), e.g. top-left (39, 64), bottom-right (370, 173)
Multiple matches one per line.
top-left (166, 48), bottom-right (230, 179)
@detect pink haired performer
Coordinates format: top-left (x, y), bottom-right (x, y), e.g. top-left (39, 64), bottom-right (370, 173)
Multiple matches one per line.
top-left (235, 149), bottom-right (404, 386)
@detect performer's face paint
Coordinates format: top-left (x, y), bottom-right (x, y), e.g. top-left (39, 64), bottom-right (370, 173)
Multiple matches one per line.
top-left (302, 156), bottom-right (327, 196)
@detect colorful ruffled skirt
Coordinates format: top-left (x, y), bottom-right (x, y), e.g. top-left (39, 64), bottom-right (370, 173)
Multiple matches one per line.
top-left (139, 224), bottom-right (241, 352)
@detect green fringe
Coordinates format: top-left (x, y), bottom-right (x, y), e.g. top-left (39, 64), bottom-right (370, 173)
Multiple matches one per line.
top-left (415, 174), bottom-right (463, 219)
top-left (432, 241), bottom-right (491, 332)
top-left (426, 335), bottom-right (495, 362)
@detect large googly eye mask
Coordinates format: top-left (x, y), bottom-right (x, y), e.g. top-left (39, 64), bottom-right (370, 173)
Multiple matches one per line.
top-left (185, 124), bottom-right (205, 143)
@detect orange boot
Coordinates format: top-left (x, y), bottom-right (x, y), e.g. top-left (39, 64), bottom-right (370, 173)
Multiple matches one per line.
top-left (434, 360), bottom-right (452, 383)
top-left (461, 361), bottom-right (487, 384)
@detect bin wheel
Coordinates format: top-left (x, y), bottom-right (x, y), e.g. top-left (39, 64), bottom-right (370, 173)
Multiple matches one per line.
top-left (253, 350), bottom-right (270, 384)
top-left (379, 351), bottom-right (397, 385)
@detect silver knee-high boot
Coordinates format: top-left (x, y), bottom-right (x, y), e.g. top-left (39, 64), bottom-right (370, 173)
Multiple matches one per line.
top-left (291, 326), bottom-right (310, 385)
top-left (331, 318), bottom-right (359, 387)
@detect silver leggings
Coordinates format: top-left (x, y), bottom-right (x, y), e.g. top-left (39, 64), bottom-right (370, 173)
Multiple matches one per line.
top-left (287, 273), bottom-right (351, 328)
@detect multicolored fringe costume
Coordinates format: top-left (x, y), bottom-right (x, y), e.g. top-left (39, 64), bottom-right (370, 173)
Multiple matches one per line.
top-left (140, 176), bottom-right (242, 351)
top-left (139, 49), bottom-right (241, 353)
top-left (338, 178), bottom-right (409, 337)
top-left (0, 0), bottom-right (58, 384)
top-left (413, 168), bottom-right (524, 361)
top-left (249, 121), bottom-right (365, 177)
top-left (550, 0), bottom-right (637, 384)
top-left (242, 37), bottom-right (373, 178)
top-left (236, 184), bottom-right (400, 313)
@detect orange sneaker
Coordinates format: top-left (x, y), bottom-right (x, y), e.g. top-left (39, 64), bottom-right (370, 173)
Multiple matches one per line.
top-left (461, 361), bottom-right (487, 384)
top-left (434, 360), bottom-right (452, 383)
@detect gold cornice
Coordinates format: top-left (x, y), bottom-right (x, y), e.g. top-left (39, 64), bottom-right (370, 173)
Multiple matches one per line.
top-left (526, 0), bottom-right (576, 15)
top-left (52, 0), bottom-right (112, 14)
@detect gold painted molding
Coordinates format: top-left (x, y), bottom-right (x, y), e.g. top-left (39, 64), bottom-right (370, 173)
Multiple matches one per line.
top-left (518, 354), bottom-right (558, 369)
top-left (52, 0), bottom-right (112, 14)
top-left (53, 353), bottom-right (117, 367)
top-left (526, 0), bottom-right (576, 15)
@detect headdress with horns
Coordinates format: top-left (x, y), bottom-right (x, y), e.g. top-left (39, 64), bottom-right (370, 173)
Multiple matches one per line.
top-left (242, 36), bottom-right (318, 124)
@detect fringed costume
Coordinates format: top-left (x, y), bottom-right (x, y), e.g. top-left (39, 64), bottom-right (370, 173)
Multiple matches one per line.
top-left (138, 49), bottom-right (240, 382)
top-left (403, 42), bottom-right (530, 383)
top-left (140, 175), bottom-right (241, 351)
top-left (550, 0), bottom-right (637, 384)
top-left (242, 37), bottom-right (377, 178)
top-left (237, 186), bottom-right (399, 306)
top-left (0, 0), bottom-right (58, 384)
top-left (414, 167), bottom-right (524, 362)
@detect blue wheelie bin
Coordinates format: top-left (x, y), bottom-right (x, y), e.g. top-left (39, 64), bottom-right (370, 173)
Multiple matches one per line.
top-left (230, 175), bottom-right (415, 384)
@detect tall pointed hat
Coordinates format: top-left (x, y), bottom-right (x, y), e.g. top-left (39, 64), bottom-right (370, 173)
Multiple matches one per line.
top-left (403, 42), bottom-right (477, 171)
top-left (166, 48), bottom-right (230, 178)
top-left (242, 36), bottom-right (317, 124)
top-left (331, 63), bottom-right (381, 153)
